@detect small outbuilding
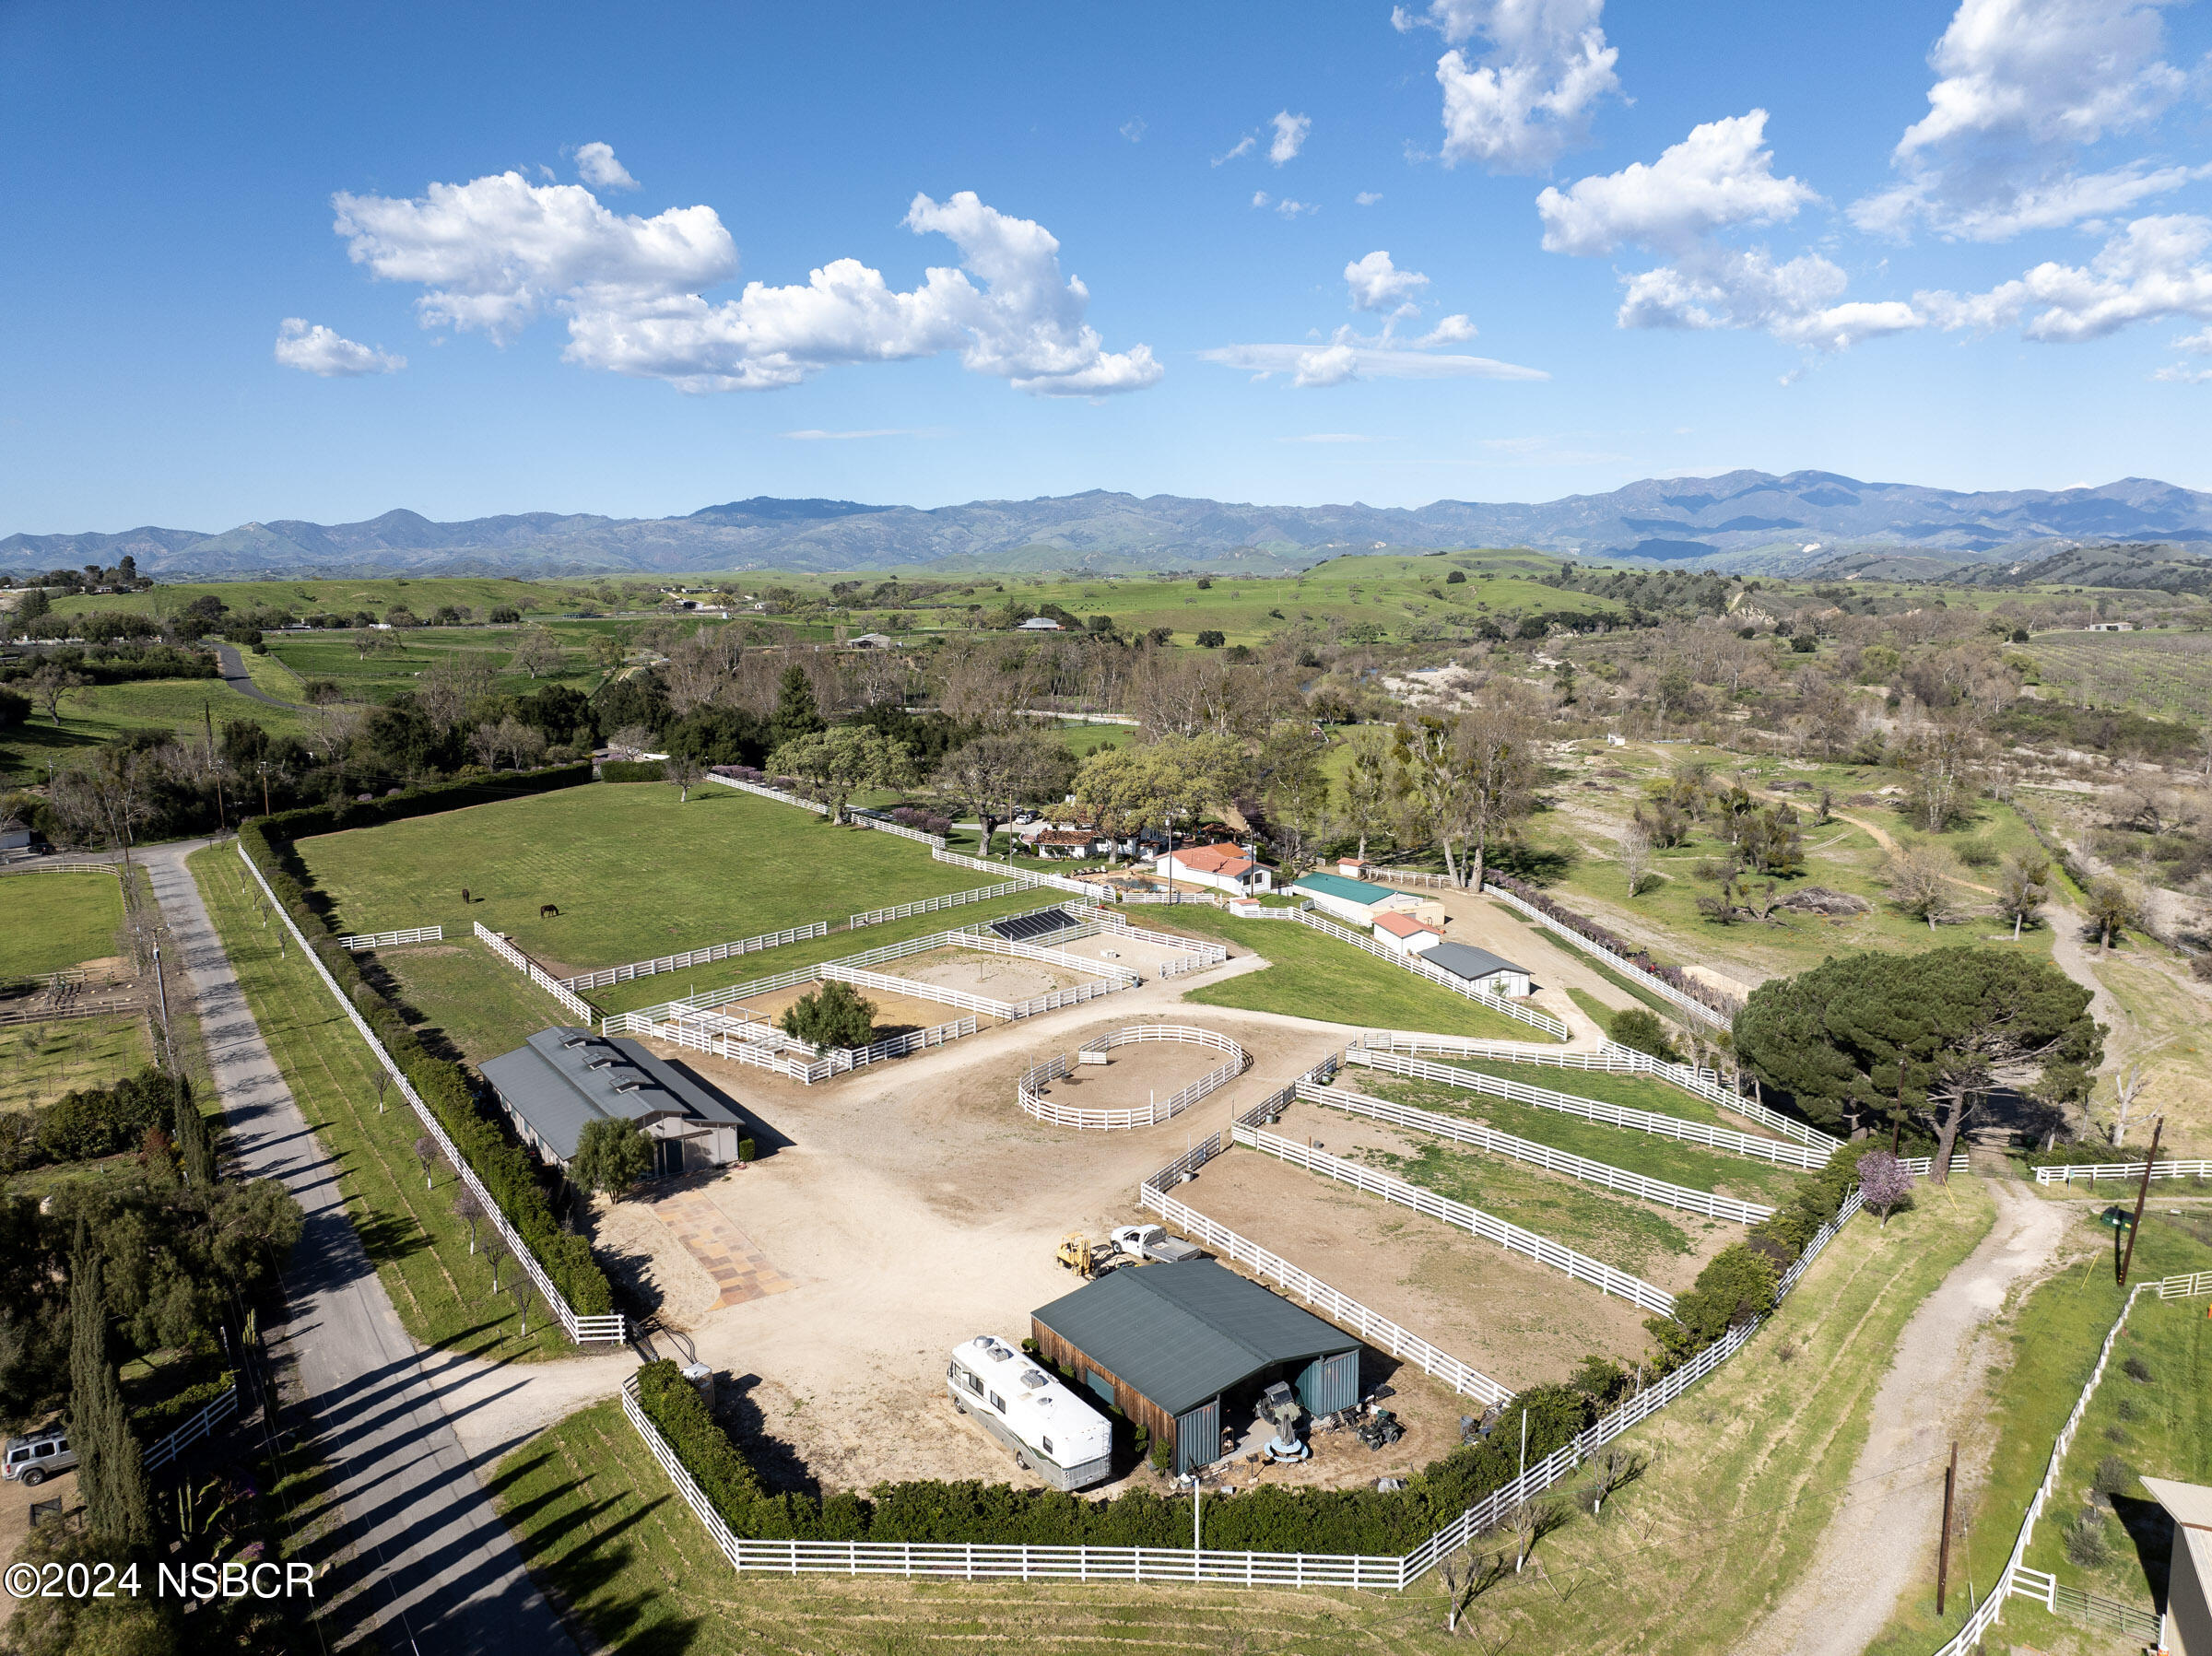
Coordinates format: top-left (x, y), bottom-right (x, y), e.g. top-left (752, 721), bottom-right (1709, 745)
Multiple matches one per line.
top-left (2145, 1476), bottom-right (2212, 1656)
top-left (481, 1028), bottom-right (753, 1177)
top-left (1371, 910), bottom-right (1445, 956)
top-left (1420, 941), bottom-right (1534, 997)
top-left (1288, 869), bottom-right (1441, 927)
top-left (1030, 1259), bottom-right (1361, 1475)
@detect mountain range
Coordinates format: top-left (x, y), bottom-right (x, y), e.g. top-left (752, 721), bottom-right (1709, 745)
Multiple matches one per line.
top-left (8, 471), bottom-right (2212, 580)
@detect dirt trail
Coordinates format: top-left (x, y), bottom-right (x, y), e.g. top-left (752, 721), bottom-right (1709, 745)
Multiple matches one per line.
top-left (1741, 1178), bottom-right (2069, 1656)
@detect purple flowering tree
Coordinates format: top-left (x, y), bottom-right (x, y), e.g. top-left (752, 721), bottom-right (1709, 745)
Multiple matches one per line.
top-left (1858, 1150), bottom-right (1917, 1227)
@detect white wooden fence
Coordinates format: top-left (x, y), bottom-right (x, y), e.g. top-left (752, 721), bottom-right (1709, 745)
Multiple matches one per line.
top-left (1293, 1081), bottom-right (1776, 1224)
top-left (1235, 1126), bottom-right (1678, 1316)
top-left (142, 1379), bottom-right (241, 1473)
top-left (236, 846), bottom-right (625, 1344)
top-left (1360, 867), bottom-right (1454, 889)
top-left (1241, 906), bottom-right (1571, 1040)
top-left (1482, 880), bottom-right (1735, 1029)
top-left (621, 1006), bottom-right (980, 1084)
top-left (2034, 1158), bottom-right (2212, 1184)
top-left (704, 772), bottom-right (829, 814)
top-left (933, 844), bottom-right (1102, 898)
top-left (1018, 1025), bottom-right (1248, 1130)
top-left (559, 922), bottom-right (830, 991)
top-left (851, 883), bottom-right (1021, 928)
top-left (475, 922), bottom-right (595, 1022)
top-left (1921, 1271), bottom-right (2212, 1656)
top-left (1343, 1047), bottom-right (1832, 1170)
top-left (335, 925), bottom-right (443, 951)
top-left (1063, 903), bottom-right (1233, 977)
top-left (1140, 1186), bottom-right (1513, 1408)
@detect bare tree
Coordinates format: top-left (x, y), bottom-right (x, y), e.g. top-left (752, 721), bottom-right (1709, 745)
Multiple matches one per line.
top-left (26, 664), bottom-right (88, 726)
top-left (453, 1189), bottom-right (482, 1255)
top-left (508, 626), bottom-right (566, 681)
top-left (413, 1134), bottom-right (439, 1191)
top-left (665, 751), bottom-right (704, 803)
top-left (512, 1276), bottom-right (536, 1336)
top-left (1436, 1544), bottom-right (1501, 1636)
top-left (470, 716), bottom-right (547, 771)
top-left (1994, 852), bottom-right (2050, 942)
top-left (1883, 845), bottom-right (1961, 932)
top-left (417, 652), bottom-right (496, 731)
top-left (2108, 1061), bottom-right (2149, 1147)
top-left (484, 1232), bottom-right (509, 1294)
top-left (1588, 1444), bottom-right (1645, 1516)
top-left (664, 625), bottom-right (743, 716)
top-left (1335, 727), bottom-right (1395, 863)
top-left (1617, 824), bottom-right (1652, 899)
top-left (606, 723), bottom-right (655, 760)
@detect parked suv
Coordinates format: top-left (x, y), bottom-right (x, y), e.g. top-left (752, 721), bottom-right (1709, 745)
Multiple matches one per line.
top-left (3, 1427), bottom-right (76, 1487)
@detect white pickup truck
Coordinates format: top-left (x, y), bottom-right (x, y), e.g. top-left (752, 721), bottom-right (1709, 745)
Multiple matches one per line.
top-left (1110, 1224), bottom-right (1207, 1264)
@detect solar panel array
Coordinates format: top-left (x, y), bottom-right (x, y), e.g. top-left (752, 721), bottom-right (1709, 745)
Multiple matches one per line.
top-left (989, 909), bottom-right (1079, 943)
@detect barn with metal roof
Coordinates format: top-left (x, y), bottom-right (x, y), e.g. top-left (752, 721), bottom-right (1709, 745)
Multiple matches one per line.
top-left (481, 1028), bottom-right (752, 1177)
top-left (1030, 1259), bottom-right (1361, 1474)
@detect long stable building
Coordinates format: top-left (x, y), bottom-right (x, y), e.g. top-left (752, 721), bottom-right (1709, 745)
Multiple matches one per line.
top-left (482, 1027), bottom-right (752, 1177)
top-left (1030, 1259), bottom-right (1361, 1475)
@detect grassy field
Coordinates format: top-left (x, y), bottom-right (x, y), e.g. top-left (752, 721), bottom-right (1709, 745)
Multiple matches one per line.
top-left (493, 1174), bottom-right (1991, 1656)
top-left (0, 1016), bottom-right (152, 1111)
top-left (290, 781), bottom-right (995, 972)
top-left (1404, 1053), bottom-right (1736, 1127)
top-left (2020, 629), bottom-right (2212, 721)
top-left (2078, 952), bottom-right (2212, 1157)
top-left (188, 843), bottom-right (571, 1362)
top-left (1349, 1134), bottom-right (1712, 1284)
top-left (263, 626), bottom-right (607, 704)
top-left (1361, 1074), bottom-right (1808, 1207)
top-left (372, 944), bottom-right (574, 1066)
top-left (2, 676), bottom-right (312, 782)
top-left (46, 575), bottom-right (592, 622)
top-left (1162, 910), bottom-right (1559, 1041)
top-left (0, 869), bottom-right (126, 976)
top-left (1863, 1207), bottom-right (2212, 1656)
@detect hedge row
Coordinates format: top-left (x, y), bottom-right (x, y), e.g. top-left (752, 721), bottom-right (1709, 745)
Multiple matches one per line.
top-left (636, 1359), bottom-right (1594, 1555)
top-left (600, 759), bottom-right (666, 782)
top-left (1647, 1137), bottom-right (1882, 1367)
top-left (21, 1067), bottom-right (182, 1166)
top-left (0, 645), bottom-right (219, 685)
top-left (239, 766), bottom-right (612, 1317)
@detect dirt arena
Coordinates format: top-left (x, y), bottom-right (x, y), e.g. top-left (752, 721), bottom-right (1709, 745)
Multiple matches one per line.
top-left (1031, 1033), bottom-right (1234, 1110)
top-left (879, 945), bottom-right (1100, 1004)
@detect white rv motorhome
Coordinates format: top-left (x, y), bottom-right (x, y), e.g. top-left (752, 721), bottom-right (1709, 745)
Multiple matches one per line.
top-left (947, 1334), bottom-right (1114, 1491)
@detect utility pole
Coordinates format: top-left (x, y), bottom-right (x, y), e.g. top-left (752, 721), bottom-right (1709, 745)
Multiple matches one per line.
top-left (152, 939), bottom-right (173, 1070)
top-left (258, 761), bottom-right (270, 818)
top-left (2117, 1116), bottom-right (2163, 1287)
top-left (1936, 1439), bottom-right (1957, 1615)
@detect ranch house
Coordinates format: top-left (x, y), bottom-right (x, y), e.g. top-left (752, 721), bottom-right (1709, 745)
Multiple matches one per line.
top-left (1155, 842), bottom-right (1272, 897)
top-left (481, 1028), bottom-right (754, 1178)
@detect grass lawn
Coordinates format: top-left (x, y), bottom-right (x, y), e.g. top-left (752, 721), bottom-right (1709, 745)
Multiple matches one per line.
top-left (1360, 1075), bottom-right (1808, 1208)
top-left (264, 627), bottom-right (606, 705)
top-left (189, 844), bottom-right (571, 1362)
top-left (291, 781), bottom-right (998, 973)
top-left (0, 870), bottom-right (126, 977)
top-left (2, 679), bottom-right (312, 784)
top-left (1164, 910), bottom-right (1559, 1041)
top-left (0, 1015), bottom-right (153, 1111)
top-left (372, 944), bottom-right (572, 1066)
top-left (1405, 1053), bottom-right (1736, 1127)
top-left (1863, 1208), bottom-right (2212, 1656)
top-left (237, 646), bottom-right (309, 702)
top-left (1346, 1135), bottom-right (1710, 1284)
top-left (495, 1174), bottom-right (1990, 1656)
top-left (2080, 952), bottom-right (2212, 1158)
top-left (48, 575), bottom-right (588, 623)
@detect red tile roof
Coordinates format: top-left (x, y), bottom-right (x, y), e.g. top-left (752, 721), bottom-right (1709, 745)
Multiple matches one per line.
top-left (1165, 843), bottom-right (1257, 877)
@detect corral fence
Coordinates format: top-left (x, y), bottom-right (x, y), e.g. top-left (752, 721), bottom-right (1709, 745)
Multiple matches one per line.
top-left (476, 922), bottom-right (595, 1022)
top-left (1293, 1080), bottom-right (1776, 1224)
top-left (1480, 880), bottom-right (1735, 1030)
top-left (931, 845), bottom-right (1101, 898)
top-left (1232, 1124), bottom-right (1677, 1315)
top-left (142, 1378), bottom-right (241, 1474)
top-left (1233, 905), bottom-right (1571, 1040)
top-left (625, 1065), bottom-right (1877, 1593)
top-left (334, 925), bottom-right (443, 951)
top-left (2034, 1158), bottom-right (2212, 1185)
top-left (1920, 1271), bottom-right (2212, 1656)
top-left (618, 1006), bottom-right (979, 1084)
top-left (1062, 902), bottom-right (1232, 977)
top-left (237, 846), bottom-right (625, 1344)
top-left (1342, 1046), bottom-right (1832, 1171)
top-left (851, 884), bottom-right (1021, 929)
top-left (559, 922), bottom-right (830, 992)
top-left (2005, 1568), bottom-right (2161, 1644)
top-left (1018, 1025), bottom-right (1249, 1131)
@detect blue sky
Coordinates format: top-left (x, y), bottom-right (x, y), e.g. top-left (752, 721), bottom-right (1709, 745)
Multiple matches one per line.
top-left (6, 0), bottom-right (2212, 534)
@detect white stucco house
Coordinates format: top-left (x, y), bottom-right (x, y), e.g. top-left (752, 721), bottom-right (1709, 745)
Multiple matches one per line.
top-left (1156, 842), bottom-right (1272, 897)
top-left (1371, 911), bottom-right (1445, 956)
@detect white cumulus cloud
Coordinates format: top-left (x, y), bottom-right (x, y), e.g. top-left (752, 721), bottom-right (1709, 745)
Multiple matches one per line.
top-left (1536, 112), bottom-right (1818, 256)
top-left (1917, 215), bottom-right (2212, 341)
top-left (328, 170), bottom-right (1158, 397)
top-left (273, 318), bottom-right (406, 376)
top-left (1213, 135), bottom-right (1257, 166)
top-left (1345, 250), bottom-right (1430, 312)
top-left (1270, 111), bottom-right (1312, 166)
top-left (1200, 337), bottom-right (1547, 386)
top-left (573, 142), bottom-right (639, 192)
top-left (1356, 191), bottom-right (1384, 206)
top-left (1852, 0), bottom-right (2193, 241)
top-left (1400, 0), bottom-right (1620, 173)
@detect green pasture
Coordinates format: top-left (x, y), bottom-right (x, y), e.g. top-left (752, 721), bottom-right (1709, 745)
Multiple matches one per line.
top-left (0, 1015), bottom-right (152, 1112)
top-left (1160, 908), bottom-right (1559, 1040)
top-left (291, 781), bottom-right (1004, 974)
top-left (1864, 1209), bottom-right (2212, 1656)
top-left (263, 626), bottom-right (608, 702)
top-left (0, 870), bottom-right (126, 977)
top-left (372, 943), bottom-right (575, 1067)
top-left (1361, 1073), bottom-right (1807, 1207)
top-left (46, 575), bottom-right (587, 621)
top-left (188, 844), bottom-right (571, 1361)
top-left (2, 677), bottom-right (312, 781)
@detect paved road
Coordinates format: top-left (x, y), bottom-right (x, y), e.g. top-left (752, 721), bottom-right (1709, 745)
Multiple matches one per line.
top-left (211, 641), bottom-right (300, 709)
top-left (142, 840), bottom-right (576, 1656)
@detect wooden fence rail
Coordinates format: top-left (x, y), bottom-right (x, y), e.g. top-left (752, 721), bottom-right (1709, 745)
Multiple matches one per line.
top-left (1481, 880), bottom-right (1734, 1029)
top-left (1293, 1081), bottom-right (1776, 1224)
top-left (850, 883), bottom-right (1021, 929)
top-left (142, 1379), bottom-right (240, 1474)
top-left (475, 922), bottom-right (595, 1021)
top-left (1018, 1026), bottom-right (1248, 1131)
top-left (1239, 907), bottom-right (1571, 1039)
top-left (2034, 1158), bottom-right (2212, 1184)
top-left (559, 922), bottom-right (830, 991)
top-left (334, 925), bottom-right (443, 951)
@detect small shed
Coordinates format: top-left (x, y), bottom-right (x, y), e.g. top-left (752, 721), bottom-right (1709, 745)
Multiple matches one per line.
top-left (1030, 1259), bottom-right (1361, 1475)
top-left (2145, 1476), bottom-right (2212, 1656)
top-left (1421, 941), bottom-right (1534, 998)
